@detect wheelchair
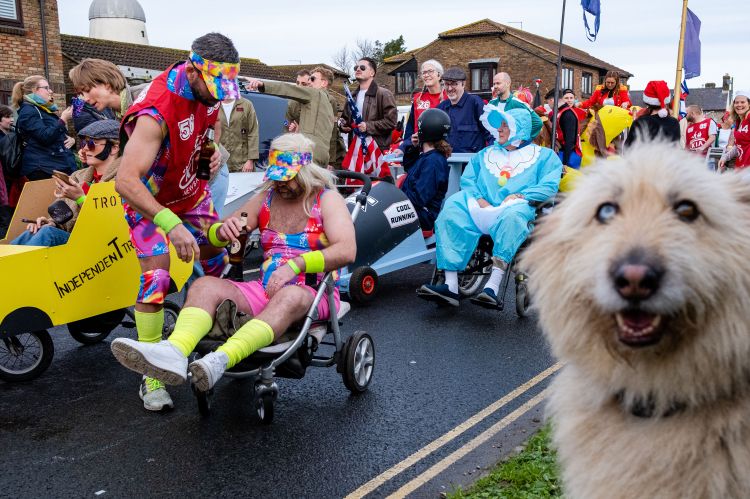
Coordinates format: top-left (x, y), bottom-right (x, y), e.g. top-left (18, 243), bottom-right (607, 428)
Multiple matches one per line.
top-left (429, 199), bottom-right (555, 317)
top-left (185, 171), bottom-right (375, 424)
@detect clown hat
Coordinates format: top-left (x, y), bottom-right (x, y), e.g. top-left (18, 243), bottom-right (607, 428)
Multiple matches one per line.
top-left (642, 80), bottom-right (672, 118)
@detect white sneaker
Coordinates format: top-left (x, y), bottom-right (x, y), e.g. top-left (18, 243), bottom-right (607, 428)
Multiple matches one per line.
top-left (139, 376), bottom-right (174, 411)
top-left (189, 351), bottom-right (229, 392)
top-left (111, 338), bottom-right (188, 385)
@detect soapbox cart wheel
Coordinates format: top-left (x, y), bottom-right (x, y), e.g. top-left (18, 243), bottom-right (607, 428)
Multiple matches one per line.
top-left (0, 330), bottom-right (54, 382)
top-left (349, 266), bottom-right (378, 304)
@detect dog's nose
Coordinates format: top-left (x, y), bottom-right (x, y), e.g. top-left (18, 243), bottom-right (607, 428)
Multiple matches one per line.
top-left (613, 263), bottom-right (661, 300)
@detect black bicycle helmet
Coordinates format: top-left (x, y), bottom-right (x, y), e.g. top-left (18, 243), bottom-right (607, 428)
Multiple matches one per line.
top-left (417, 108), bottom-right (451, 143)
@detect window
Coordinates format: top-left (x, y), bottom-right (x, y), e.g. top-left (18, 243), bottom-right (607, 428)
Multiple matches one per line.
top-left (581, 72), bottom-right (593, 95)
top-left (470, 68), bottom-right (496, 92)
top-left (395, 71), bottom-right (417, 94)
top-left (561, 68), bottom-right (574, 90)
top-left (0, 0), bottom-right (22, 27)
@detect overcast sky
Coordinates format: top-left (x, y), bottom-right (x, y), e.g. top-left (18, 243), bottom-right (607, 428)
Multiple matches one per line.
top-left (58, 0), bottom-right (748, 93)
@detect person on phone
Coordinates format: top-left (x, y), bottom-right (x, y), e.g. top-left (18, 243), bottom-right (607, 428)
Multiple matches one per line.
top-left (10, 120), bottom-right (120, 247)
top-left (11, 75), bottom-right (76, 181)
top-left (114, 32), bottom-right (235, 412)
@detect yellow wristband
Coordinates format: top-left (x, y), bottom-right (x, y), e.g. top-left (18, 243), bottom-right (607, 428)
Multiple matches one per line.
top-left (301, 250), bottom-right (325, 273)
top-left (287, 259), bottom-right (301, 275)
top-left (153, 208), bottom-right (182, 233)
top-left (75, 195), bottom-right (86, 206)
top-left (208, 222), bottom-right (227, 247)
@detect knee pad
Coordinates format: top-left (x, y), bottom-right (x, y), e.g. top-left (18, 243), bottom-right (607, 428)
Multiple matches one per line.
top-left (201, 249), bottom-right (228, 278)
top-left (137, 269), bottom-right (171, 305)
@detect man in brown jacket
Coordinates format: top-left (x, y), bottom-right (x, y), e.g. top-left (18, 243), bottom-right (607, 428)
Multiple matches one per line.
top-left (219, 96), bottom-right (259, 172)
top-left (339, 57), bottom-right (397, 151)
top-left (310, 66), bottom-right (346, 168)
top-left (241, 76), bottom-right (334, 165)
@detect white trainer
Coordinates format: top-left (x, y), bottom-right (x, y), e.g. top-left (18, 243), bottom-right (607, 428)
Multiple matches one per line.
top-left (189, 351), bottom-right (229, 392)
top-left (111, 338), bottom-right (188, 385)
top-left (139, 376), bottom-right (174, 411)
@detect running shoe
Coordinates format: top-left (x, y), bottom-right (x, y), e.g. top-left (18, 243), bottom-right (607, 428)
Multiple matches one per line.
top-left (111, 338), bottom-right (188, 385)
top-left (416, 284), bottom-right (460, 307)
top-left (470, 288), bottom-right (501, 309)
top-left (139, 376), bottom-right (174, 411)
top-left (189, 351), bottom-right (229, 392)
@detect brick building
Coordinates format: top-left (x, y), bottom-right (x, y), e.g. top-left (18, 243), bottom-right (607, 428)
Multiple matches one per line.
top-left (377, 19), bottom-right (631, 105)
top-left (0, 0), bottom-right (66, 106)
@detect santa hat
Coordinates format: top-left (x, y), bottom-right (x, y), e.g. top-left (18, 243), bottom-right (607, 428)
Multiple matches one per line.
top-left (642, 80), bottom-right (672, 118)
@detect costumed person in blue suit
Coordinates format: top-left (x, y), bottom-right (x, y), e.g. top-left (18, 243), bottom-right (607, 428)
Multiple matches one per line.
top-left (417, 106), bottom-right (563, 308)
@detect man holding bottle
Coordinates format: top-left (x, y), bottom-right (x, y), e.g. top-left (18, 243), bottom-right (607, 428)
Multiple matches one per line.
top-left (114, 32), bottom-right (240, 411)
top-left (111, 133), bottom-right (356, 399)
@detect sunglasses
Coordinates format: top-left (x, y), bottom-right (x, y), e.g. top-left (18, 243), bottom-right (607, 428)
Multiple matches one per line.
top-left (354, 64), bottom-right (369, 72)
top-left (80, 138), bottom-right (104, 150)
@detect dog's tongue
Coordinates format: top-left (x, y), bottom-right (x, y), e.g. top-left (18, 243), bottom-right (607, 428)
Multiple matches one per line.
top-left (622, 310), bottom-right (655, 330)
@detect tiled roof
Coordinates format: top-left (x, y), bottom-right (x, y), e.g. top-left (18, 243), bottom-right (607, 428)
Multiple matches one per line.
top-left (631, 87), bottom-right (729, 111)
top-left (438, 19), bottom-right (631, 76)
top-left (270, 63), bottom-right (350, 82)
top-left (60, 34), bottom-right (286, 80)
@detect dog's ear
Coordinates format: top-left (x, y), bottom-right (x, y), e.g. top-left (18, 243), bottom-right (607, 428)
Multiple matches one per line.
top-left (724, 171), bottom-right (750, 205)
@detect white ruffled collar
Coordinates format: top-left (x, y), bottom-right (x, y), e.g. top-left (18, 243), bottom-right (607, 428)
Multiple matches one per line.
top-left (482, 144), bottom-right (541, 180)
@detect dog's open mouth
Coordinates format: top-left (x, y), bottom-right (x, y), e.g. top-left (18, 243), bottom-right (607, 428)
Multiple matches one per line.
top-left (614, 310), bottom-right (663, 347)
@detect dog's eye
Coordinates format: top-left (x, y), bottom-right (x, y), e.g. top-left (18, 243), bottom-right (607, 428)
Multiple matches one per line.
top-left (674, 200), bottom-right (699, 222)
top-left (596, 202), bottom-right (618, 223)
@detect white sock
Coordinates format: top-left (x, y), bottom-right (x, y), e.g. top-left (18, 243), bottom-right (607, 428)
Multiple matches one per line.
top-left (486, 266), bottom-right (505, 294)
top-left (445, 271), bottom-right (459, 294)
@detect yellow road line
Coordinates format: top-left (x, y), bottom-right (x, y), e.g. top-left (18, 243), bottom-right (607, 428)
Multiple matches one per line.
top-left (344, 363), bottom-right (560, 499)
top-left (387, 387), bottom-right (550, 499)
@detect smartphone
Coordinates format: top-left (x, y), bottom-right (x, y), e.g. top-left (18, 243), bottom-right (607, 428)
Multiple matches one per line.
top-left (51, 170), bottom-right (72, 184)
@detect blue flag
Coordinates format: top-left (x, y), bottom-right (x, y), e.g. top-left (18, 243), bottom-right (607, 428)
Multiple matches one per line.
top-left (683, 8), bottom-right (701, 79)
top-left (581, 0), bottom-right (601, 41)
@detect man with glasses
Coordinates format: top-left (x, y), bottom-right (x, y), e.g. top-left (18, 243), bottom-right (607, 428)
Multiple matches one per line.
top-left (436, 67), bottom-right (492, 153)
top-left (339, 57), bottom-right (397, 154)
top-left (114, 32), bottom-right (234, 412)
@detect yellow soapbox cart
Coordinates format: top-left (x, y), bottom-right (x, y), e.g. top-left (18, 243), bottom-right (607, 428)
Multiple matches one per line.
top-left (0, 180), bottom-right (191, 382)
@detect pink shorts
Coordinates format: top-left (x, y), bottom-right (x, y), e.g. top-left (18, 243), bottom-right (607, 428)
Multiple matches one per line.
top-left (230, 280), bottom-right (340, 320)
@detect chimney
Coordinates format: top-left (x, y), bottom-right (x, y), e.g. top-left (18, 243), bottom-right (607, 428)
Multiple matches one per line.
top-left (723, 74), bottom-right (731, 91)
top-left (705, 82), bottom-right (716, 88)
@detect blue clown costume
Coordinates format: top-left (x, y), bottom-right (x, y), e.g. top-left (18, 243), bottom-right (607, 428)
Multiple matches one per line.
top-left (418, 105), bottom-right (562, 307)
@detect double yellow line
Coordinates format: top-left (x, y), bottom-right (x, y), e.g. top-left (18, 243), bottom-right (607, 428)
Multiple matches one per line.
top-left (345, 362), bottom-right (561, 498)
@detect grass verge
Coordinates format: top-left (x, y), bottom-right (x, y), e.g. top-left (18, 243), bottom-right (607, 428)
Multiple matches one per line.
top-left (447, 424), bottom-right (562, 498)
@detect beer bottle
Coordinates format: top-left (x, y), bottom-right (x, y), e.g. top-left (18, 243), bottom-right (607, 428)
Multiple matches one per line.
top-left (196, 126), bottom-right (215, 180)
top-left (226, 212), bottom-right (248, 281)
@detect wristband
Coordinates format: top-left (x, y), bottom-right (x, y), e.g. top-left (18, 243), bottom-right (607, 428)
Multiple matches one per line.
top-left (301, 250), bottom-right (325, 273)
top-left (153, 208), bottom-right (182, 234)
top-left (208, 222), bottom-right (227, 247)
top-left (75, 195), bottom-right (86, 206)
top-left (287, 259), bottom-right (301, 275)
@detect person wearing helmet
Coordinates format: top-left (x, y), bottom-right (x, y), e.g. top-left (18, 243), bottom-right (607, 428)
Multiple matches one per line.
top-left (11, 119), bottom-right (121, 247)
top-left (400, 108), bottom-right (452, 231)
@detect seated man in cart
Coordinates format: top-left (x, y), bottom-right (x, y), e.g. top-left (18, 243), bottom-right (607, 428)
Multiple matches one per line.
top-left (417, 106), bottom-right (562, 308)
top-left (112, 134), bottom-right (356, 395)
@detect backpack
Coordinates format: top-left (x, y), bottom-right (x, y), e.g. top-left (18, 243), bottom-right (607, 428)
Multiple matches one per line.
top-left (0, 126), bottom-right (24, 178)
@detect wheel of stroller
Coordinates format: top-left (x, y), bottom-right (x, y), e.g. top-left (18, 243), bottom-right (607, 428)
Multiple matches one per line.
top-left (516, 282), bottom-right (531, 317)
top-left (162, 301), bottom-right (181, 339)
top-left (193, 385), bottom-right (213, 417)
top-left (349, 266), bottom-right (378, 304)
top-left (0, 330), bottom-right (54, 382)
top-left (254, 394), bottom-right (274, 425)
top-left (342, 331), bottom-right (375, 394)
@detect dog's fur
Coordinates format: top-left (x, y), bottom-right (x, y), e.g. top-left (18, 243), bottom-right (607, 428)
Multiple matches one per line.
top-left (522, 142), bottom-right (750, 499)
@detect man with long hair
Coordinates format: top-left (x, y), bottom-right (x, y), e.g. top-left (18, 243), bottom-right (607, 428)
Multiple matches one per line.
top-left (111, 133), bottom-right (356, 398)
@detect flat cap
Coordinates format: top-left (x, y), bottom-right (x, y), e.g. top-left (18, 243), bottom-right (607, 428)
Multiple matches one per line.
top-left (78, 119), bottom-right (120, 140)
top-left (442, 67), bottom-right (466, 81)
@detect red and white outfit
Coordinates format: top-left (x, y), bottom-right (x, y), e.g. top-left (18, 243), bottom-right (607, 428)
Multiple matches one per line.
top-left (686, 117), bottom-right (717, 155)
top-left (733, 116), bottom-right (750, 169)
top-left (411, 89), bottom-right (448, 133)
top-left (580, 84), bottom-right (632, 109)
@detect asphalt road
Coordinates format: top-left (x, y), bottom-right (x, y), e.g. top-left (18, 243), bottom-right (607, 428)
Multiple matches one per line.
top-left (0, 262), bottom-right (556, 498)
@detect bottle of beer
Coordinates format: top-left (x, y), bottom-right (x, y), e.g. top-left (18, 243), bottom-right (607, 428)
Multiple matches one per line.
top-left (196, 126), bottom-right (215, 180)
top-left (225, 212), bottom-right (248, 281)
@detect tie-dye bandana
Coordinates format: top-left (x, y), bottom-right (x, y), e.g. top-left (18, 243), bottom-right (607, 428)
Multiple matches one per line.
top-left (189, 51), bottom-right (240, 101)
top-left (264, 149), bottom-right (313, 181)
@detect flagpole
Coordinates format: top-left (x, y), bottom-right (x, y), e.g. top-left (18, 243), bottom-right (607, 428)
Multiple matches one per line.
top-left (550, 0), bottom-right (567, 151)
top-left (673, 0), bottom-right (689, 116)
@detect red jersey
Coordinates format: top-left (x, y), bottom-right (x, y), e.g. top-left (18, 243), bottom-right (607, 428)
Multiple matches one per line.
top-left (411, 89), bottom-right (448, 133)
top-left (552, 106), bottom-right (587, 156)
top-left (686, 117), bottom-right (717, 154)
top-left (734, 116), bottom-right (750, 169)
top-left (580, 84), bottom-right (631, 110)
top-left (123, 63), bottom-right (219, 214)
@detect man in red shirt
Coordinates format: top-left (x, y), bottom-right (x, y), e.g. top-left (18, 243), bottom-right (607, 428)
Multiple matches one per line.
top-left (685, 105), bottom-right (717, 155)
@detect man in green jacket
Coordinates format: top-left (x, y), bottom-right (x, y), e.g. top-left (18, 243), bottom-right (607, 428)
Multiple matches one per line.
top-left (489, 72), bottom-right (543, 139)
top-left (310, 66), bottom-right (346, 168)
top-left (241, 76), bottom-right (334, 165)
top-left (219, 96), bottom-right (259, 172)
